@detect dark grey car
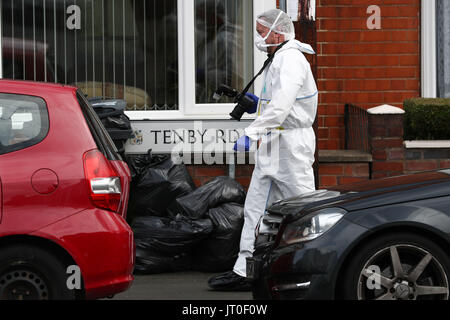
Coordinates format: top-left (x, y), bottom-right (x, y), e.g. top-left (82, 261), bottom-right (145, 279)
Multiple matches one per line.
top-left (249, 170), bottom-right (450, 300)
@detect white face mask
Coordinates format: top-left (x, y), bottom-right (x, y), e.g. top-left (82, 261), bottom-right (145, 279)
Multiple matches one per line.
top-left (254, 32), bottom-right (270, 53)
top-left (254, 11), bottom-right (284, 53)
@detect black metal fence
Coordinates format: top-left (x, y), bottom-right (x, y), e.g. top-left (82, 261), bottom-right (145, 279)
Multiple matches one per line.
top-left (344, 103), bottom-right (371, 153)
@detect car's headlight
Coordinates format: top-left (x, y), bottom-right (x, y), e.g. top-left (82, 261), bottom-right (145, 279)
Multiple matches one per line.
top-left (279, 208), bottom-right (347, 247)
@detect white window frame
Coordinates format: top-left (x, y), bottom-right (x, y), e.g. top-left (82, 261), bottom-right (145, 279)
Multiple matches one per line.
top-left (421, 0), bottom-right (437, 98)
top-left (126, 0), bottom-right (276, 120)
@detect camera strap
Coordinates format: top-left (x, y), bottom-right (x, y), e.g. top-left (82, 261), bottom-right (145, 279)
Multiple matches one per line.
top-left (240, 40), bottom-right (289, 96)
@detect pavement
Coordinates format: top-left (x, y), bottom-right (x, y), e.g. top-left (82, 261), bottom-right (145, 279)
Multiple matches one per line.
top-left (113, 272), bottom-right (253, 300)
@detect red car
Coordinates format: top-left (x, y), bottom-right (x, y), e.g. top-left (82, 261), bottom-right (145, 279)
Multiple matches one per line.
top-left (0, 80), bottom-right (134, 300)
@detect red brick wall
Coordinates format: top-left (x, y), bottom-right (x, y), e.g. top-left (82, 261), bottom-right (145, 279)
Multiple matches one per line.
top-left (316, 0), bottom-right (421, 150)
top-left (369, 112), bottom-right (406, 179)
top-left (189, 163), bottom-right (371, 190)
top-left (319, 163), bottom-right (370, 188)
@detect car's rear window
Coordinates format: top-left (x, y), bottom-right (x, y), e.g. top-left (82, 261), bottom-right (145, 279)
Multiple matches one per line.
top-left (0, 93), bottom-right (49, 155)
top-left (76, 90), bottom-right (121, 161)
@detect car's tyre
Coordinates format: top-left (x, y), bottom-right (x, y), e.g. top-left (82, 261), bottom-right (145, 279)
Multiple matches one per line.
top-left (0, 244), bottom-right (77, 300)
top-left (341, 232), bottom-right (450, 300)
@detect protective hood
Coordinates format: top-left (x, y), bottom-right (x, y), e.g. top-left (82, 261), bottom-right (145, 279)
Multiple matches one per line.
top-left (277, 39), bottom-right (315, 55)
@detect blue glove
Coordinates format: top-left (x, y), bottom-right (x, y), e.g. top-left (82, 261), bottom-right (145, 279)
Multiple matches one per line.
top-left (245, 93), bottom-right (259, 114)
top-left (233, 135), bottom-right (251, 152)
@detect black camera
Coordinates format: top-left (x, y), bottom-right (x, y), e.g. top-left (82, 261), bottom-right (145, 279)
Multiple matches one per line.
top-left (213, 84), bottom-right (255, 121)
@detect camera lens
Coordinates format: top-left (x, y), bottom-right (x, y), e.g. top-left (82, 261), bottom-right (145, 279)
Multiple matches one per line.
top-left (230, 104), bottom-right (246, 121)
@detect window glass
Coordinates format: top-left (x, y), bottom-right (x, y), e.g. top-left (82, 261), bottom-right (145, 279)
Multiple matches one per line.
top-left (195, 0), bottom-right (254, 104)
top-left (0, 93), bottom-right (49, 155)
top-left (1, 0), bottom-right (179, 111)
top-left (436, 0), bottom-right (450, 98)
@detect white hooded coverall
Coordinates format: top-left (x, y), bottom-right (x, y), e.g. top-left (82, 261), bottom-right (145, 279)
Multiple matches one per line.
top-left (233, 39), bottom-right (318, 277)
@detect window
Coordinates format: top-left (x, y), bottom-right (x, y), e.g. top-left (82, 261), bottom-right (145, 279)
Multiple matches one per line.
top-left (1, 0), bottom-right (270, 119)
top-left (436, 0), bottom-right (450, 98)
top-left (421, 0), bottom-right (450, 99)
top-left (179, 0), bottom-right (261, 118)
top-left (1, 0), bottom-right (178, 111)
top-left (0, 93), bottom-right (49, 155)
top-left (194, 0), bottom-right (254, 104)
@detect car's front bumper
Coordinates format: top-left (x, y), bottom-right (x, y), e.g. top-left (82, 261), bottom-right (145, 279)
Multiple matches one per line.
top-left (250, 217), bottom-right (369, 300)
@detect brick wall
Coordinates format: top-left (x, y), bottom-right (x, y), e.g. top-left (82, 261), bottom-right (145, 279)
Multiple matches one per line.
top-left (369, 111), bottom-right (405, 179)
top-left (316, 0), bottom-right (421, 150)
top-left (319, 163), bottom-right (370, 188)
top-left (188, 161), bottom-right (372, 190)
top-left (404, 149), bottom-right (450, 174)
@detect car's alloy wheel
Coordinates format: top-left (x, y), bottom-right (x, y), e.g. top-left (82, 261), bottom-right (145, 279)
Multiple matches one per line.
top-left (357, 244), bottom-right (449, 300)
top-left (342, 233), bottom-right (450, 300)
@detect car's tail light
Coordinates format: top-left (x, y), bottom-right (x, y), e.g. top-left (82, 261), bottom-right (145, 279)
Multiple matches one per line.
top-left (83, 149), bottom-right (122, 213)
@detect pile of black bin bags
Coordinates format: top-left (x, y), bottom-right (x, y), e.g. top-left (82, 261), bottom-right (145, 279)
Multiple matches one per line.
top-left (125, 151), bottom-right (246, 274)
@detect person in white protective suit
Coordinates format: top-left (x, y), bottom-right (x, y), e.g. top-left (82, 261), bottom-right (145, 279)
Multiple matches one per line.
top-left (208, 9), bottom-right (318, 291)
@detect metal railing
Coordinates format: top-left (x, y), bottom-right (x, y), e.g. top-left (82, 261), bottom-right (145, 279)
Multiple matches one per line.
top-left (1, 0), bottom-right (179, 111)
top-left (344, 103), bottom-right (371, 153)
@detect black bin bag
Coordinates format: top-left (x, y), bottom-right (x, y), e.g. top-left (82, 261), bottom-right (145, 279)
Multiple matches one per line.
top-left (132, 215), bottom-right (213, 254)
top-left (192, 203), bottom-right (245, 272)
top-left (88, 98), bottom-right (127, 118)
top-left (127, 151), bottom-right (196, 217)
top-left (124, 152), bottom-right (156, 181)
top-left (134, 244), bottom-right (192, 275)
top-left (89, 98), bottom-right (132, 154)
top-left (132, 215), bottom-right (213, 274)
top-left (168, 176), bottom-right (246, 220)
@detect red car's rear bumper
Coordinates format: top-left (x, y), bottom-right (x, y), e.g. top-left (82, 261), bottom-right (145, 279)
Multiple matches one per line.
top-left (32, 208), bottom-right (135, 300)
